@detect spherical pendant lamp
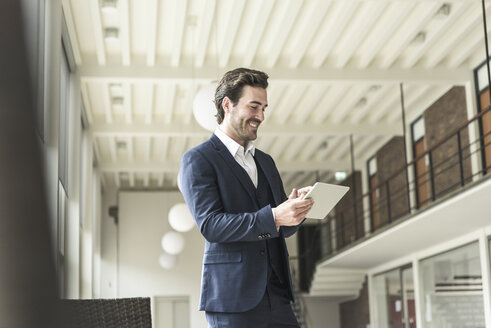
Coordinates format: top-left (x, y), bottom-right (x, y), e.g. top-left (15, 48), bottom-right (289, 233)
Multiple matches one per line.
top-left (161, 231), bottom-right (185, 255)
top-left (158, 252), bottom-right (177, 270)
top-left (168, 203), bottom-right (194, 232)
top-left (193, 83), bottom-right (218, 132)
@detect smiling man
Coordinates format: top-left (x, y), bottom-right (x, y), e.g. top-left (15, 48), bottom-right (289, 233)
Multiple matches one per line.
top-left (180, 68), bottom-right (313, 327)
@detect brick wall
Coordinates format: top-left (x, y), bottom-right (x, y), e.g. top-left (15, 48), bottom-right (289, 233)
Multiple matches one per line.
top-left (340, 278), bottom-right (370, 328)
top-left (335, 171), bottom-right (363, 250)
top-left (375, 136), bottom-right (410, 227)
top-left (423, 86), bottom-right (472, 199)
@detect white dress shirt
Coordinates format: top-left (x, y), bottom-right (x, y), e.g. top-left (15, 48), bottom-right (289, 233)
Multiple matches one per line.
top-left (214, 128), bottom-right (257, 187)
top-left (214, 128), bottom-right (279, 229)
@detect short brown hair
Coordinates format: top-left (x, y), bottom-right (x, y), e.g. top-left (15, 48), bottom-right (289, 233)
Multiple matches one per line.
top-left (214, 68), bottom-right (269, 124)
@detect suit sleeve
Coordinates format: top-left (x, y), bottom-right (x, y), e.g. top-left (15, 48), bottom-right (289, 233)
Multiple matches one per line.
top-left (180, 148), bottom-right (280, 243)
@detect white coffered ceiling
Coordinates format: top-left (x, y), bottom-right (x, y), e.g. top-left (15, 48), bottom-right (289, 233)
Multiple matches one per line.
top-left (62, 0), bottom-right (490, 191)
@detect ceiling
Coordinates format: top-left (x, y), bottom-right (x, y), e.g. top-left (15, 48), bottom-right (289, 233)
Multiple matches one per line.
top-left (62, 0), bottom-right (490, 191)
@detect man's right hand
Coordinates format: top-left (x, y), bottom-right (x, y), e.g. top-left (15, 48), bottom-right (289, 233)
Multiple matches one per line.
top-left (273, 194), bottom-right (314, 228)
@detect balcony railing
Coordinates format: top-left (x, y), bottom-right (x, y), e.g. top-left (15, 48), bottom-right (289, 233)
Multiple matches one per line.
top-left (298, 105), bottom-right (491, 292)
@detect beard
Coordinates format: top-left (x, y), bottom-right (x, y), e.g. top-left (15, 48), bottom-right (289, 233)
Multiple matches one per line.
top-left (230, 116), bottom-right (260, 144)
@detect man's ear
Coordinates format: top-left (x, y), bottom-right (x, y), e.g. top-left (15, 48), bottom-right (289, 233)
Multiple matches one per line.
top-left (222, 97), bottom-right (232, 114)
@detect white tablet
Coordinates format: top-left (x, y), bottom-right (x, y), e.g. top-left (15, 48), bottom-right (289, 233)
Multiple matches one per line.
top-left (303, 182), bottom-right (350, 220)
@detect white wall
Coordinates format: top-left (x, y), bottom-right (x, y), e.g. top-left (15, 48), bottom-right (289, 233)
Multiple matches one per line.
top-left (41, 0), bottom-right (62, 268)
top-left (19, 0), bottom-right (100, 298)
top-left (304, 298), bottom-right (341, 328)
top-left (101, 191), bottom-right (207, 328)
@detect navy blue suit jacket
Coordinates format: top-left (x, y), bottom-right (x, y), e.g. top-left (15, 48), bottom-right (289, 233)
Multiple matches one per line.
top-left (180, 134), bottom-right (301, 312)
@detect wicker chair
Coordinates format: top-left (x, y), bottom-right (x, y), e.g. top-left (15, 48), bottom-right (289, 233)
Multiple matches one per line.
top-left (61, 297), bottom-right (152, 328)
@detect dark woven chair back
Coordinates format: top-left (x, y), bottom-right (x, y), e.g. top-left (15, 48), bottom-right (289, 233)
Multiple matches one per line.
top-left (61, 297), bottom-right (152, 328)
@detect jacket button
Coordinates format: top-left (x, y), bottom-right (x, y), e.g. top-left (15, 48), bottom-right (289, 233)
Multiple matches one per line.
top-left (260, 250), bottom-right (265, 255)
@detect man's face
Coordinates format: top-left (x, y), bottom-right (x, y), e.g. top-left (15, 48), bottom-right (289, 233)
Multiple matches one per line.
top-left (222, 85), bottom-right (268, 147)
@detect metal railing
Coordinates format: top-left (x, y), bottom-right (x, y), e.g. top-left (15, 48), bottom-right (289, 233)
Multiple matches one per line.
top-left (289, 257), bottom-right (313, 328)
top-left (298, 105), bottom-right (491, 292)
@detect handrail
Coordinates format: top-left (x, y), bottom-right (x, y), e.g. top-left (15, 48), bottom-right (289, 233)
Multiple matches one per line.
top-left (341, 104), bottom-right (491, 212)
top-left (296, 102), bottom-right (491, 293)
top-left (289, 257), bottom-right (314, 328)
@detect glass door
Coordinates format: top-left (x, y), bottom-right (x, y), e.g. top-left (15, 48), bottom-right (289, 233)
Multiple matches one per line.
top-left (373, 265), bottom-right (415, 328)
top-left (401, 266), bottom-right (416, 328)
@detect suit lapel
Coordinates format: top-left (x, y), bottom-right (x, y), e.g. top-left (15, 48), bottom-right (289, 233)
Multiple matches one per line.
top-left (210, 135), bottom-right (257, 204)
top-left (254, 151), bottom-right (283, 207)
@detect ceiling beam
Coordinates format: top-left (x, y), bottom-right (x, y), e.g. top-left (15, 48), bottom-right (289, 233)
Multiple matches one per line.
top-left (78, 65), bottom-right (471, 85)
top-left (194, 0), bottom-right (216, 68)
top-left (164, 84), bottom-right (176, 124)
top-left (89, 121), bottom-right (401, 137)
top-left (145, 82), bottom-right (154, 124)
top-left (127, 136), bottom-right (134, 162)
top-left (357, 2), bottom-right (415, 69)
top-left (88, 0), bottom-right (106, 65)
top-left (330, 85), bottom-right (371, 124)
top-left (219, 0), bottom-right (245, 67)
top-left (313, 2), bottom-right (358, 68)
top-left (402, 2), bottom-right (467, 69)
top-left (352, 85), bottom-right (394, 124)
top-left (108, 137), bottom-right (117, 162)
top-left (294, 85), bottom-right (327, 124)
top-left (289, 1), bottom-right (331, 68)
top-left (171, 0), bottom-right (187, 67)
top-left (146, 0), bottom-right (158, 66)
top-left (379, 2), bottom-right (440, 69)
top-left (424, 4), bottom-right (488, 68)
top-left (123, 82), bottom-right (132, 124)
top-left (335, 2), bottom-right (385, 68)
top-left (274, 84), bottom-right (308, 124)
top-left (266, 0), bottom-right (304, 68)
top-left (120, 0), bottom-right (131, 66)
top-left (102, 83), bottom-right (113, 123)
top-left (144, 137), bottom-right (152, 162)
top-left (312, 85), bottom-right (349, 123)
top-left (242, 0), bottom-right (274, 67)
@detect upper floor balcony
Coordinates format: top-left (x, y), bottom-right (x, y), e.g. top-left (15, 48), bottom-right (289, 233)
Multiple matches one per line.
top-left (297, 76), bottom-right (491, 302)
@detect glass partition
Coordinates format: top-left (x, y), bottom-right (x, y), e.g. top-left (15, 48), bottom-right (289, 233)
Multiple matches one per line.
top-left (373, 268), bottom-right (404, 328)
top-left (420, 242), bottom-right (484, 327)
top-left (402, 267), bottom-right (416, 328)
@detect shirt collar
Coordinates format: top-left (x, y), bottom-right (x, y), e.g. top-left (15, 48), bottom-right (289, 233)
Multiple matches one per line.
top-left (214, 127), bottom-right (256, 158)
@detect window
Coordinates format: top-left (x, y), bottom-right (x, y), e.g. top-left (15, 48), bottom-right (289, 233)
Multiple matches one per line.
top-left (57, 30), bottom-right (73, 296)
top-left (474, 60), bottom-right (491, 174)
top-left (59, 44), bottom-right (70, 194)
top-left (367, 156), bottom-right (380, 231)
top-left (411, 116), bottom-right (431, 209)
top-left (420, 242), bottom-right (484, 327)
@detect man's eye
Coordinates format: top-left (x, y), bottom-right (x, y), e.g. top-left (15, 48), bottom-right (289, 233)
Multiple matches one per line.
top-left (250, 106), bottom-right (258, 110)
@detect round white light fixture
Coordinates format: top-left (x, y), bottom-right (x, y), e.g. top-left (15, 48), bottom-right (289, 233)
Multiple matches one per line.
top-left (158, 252), bottom-right (177, 270)
top-left (193, 83), bottom-right (218, 131)
top-left (161, 231), bottom-right (185, 255)
top-left (168, 203), bottom-right (194, 232)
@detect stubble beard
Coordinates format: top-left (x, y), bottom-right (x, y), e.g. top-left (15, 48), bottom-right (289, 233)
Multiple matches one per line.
top-left (233, 117), bottom-right (259, 144)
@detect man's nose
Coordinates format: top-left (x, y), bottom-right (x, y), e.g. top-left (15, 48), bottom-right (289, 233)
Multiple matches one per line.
top-left (257, 110), bottom-right (264, 122)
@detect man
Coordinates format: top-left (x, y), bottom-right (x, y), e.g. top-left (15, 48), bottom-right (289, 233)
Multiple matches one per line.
top-left (180, 68), bottom-right (314, 327)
